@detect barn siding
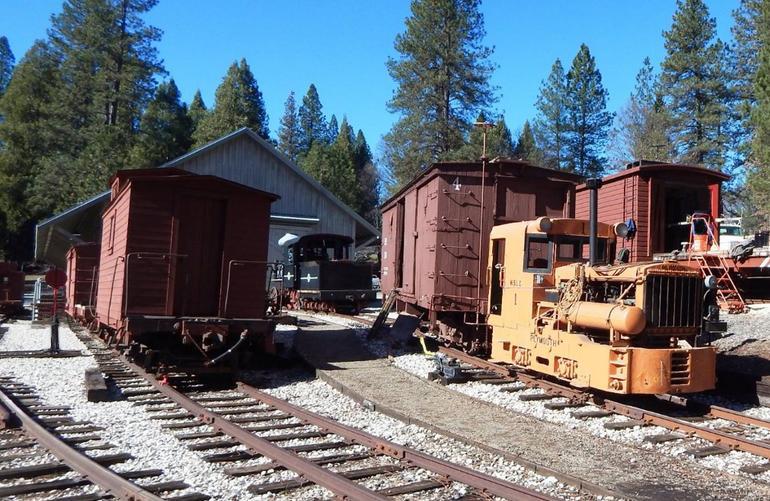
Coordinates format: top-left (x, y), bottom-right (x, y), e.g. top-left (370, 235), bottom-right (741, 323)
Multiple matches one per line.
top-left (172, 135), bottom-right (361, 260)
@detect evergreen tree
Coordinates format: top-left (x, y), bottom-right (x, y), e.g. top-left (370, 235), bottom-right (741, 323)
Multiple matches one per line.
top-left (609, 58), bottom-right (671, 164)
top-left (660, 0), bottom-right (731, 169)
top-left (731, 0), bottom-right (762, 164)
top-left (297, 84), bottom-right (328, 153)
top-left (563, 44), bottom-right (614, 176)
top-left (42, 0), bottom-right (164, 207)
top-left (277, 91), bottom-right (301, 162)
top-left (188, 89), bottom-right (207, 133)
top-left (533, 59), bottom-right (569, 170)
top-left (193, 59), bottom-right (269, 146)
top-left (327, 114), bottom-right (339, 143)
top-left (130, 79), bottom-right (193, 167)
top-left (0, 41), bottom-right (66, 257)
top-left (0, 36), bottom-right (14, 98)
top-left (300, 141), bottom-right (359, 211)
top-left (513, 120), bottom-right (541, 164)
top-left (354, 129), bottom-right (380, 224)
top-left (448, 114), bottom-right (514, 161)
top-left (749, 0), bottom-right (770, 223)
top-left (383, 0), bottom-right (497, 189)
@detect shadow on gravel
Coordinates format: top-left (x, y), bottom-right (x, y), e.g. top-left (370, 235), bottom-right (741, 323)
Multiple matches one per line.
top-left (617, 480), bottom-right (714, 501)
top-left (294, 327), bottom-right (381, 370)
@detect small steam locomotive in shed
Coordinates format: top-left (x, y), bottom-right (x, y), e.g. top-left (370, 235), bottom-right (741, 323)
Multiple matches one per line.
top-left (278, 233), bottom-right (376, 313)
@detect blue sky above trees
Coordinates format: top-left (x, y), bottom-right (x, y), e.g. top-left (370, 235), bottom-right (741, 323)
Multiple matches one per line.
top-left (1, 0), bottom-right (738, 153)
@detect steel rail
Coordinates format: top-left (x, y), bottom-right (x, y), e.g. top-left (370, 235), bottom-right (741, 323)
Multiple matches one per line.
top-left (0, 386), bottom-right (162, 501)
top-left (439, 347), bottom-right (770, 460)
top-left (238, 382), bottom-right (554, 501)
top-left (602, 399), bottom-right (770, 459)
top-left (438, 346), bottom-right (587, 401)
top-left (118, 356), bottom-right (386, 501)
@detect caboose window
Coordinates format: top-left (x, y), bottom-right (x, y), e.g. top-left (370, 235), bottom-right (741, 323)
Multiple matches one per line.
top-left (524, 234), bottom-right (551, 273)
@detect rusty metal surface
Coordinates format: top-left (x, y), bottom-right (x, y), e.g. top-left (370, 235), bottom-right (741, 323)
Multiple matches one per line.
top-left (381, 160), bottom-right (579, 322)
top-left (0, 386), bottom-right (162, 500)
top-left (238, 382), bottom-right (555, 500)
top-left (95, 169), bottom-right (276, 336)
top-left (119, 356), bottom-right (386, 500)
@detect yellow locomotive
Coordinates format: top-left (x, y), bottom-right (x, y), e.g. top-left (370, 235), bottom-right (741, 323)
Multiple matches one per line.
top-left (486, 214), bottom-right (722, 394)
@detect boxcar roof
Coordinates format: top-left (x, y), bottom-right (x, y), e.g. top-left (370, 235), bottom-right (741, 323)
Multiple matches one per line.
top-left (381, 158), bottom-right (583, 210)
top-left (575, 161), bottom-right (729, 191)
top-left (108, 168), bottom-right (280, 204)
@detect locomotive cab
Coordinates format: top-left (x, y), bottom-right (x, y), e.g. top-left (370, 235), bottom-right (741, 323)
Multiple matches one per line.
top-left (282, 234), bottom-right (375, 312)
top-left (487, 217), bottom-right (720, 394)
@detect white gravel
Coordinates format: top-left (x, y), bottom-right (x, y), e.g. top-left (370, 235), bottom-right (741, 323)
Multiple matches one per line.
top-left (0, 320), bottom-right (83, 351)
top-left (387, 347), bottom-right (770, 483)
top-left (245, 372), bottom-right (587, 500)
top-left (716, 303), bottom-right (770, 351)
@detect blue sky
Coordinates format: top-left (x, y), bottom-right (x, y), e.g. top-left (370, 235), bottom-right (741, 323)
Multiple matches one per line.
top-left (2, 0), bottom-right (739, 157)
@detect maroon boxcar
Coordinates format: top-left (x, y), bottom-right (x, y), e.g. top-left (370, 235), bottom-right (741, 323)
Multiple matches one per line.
top-left (380, 159), bottom-right (582, 353)
top-left (0, 262), bottom-right (24, 315)
top-left (95, 168), bottom-right (279, 370)
top-left (65, 242), bottom-right (100, 322)
top-left (575, 161), bottom-right (728, 262)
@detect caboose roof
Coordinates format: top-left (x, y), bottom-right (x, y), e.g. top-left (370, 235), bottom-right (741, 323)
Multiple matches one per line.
top-left (575, 160), bottom-right (729, 191)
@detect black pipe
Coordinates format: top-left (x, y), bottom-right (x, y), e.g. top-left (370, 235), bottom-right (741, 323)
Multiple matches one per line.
top-left (586, 178), bottom-right (603, 266)
top-left (205, 330), bottom-right (250, 367)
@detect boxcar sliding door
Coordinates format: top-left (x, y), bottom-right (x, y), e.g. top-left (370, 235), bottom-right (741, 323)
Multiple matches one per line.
top-left (174, 195), bottom-right (226, 316)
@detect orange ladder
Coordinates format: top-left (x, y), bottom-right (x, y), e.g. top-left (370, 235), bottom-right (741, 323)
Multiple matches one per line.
top-left (689, 253), bottom-right (746, 313)
top-left (686, 213), bottom-right (746, 313)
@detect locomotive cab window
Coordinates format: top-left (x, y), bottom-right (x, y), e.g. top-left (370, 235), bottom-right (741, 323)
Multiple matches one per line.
top-left (524, 234), bottom-right (552, 273)
top-left (555, 236), bottom-right (612, 264)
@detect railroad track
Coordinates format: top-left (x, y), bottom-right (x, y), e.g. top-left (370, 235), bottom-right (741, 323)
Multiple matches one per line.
top-left (74, 330), bottom-right (555, 500)
top-left (0, 376), bottom-right (207, 500)
top-left (438, 346), bottom-right (770, 475)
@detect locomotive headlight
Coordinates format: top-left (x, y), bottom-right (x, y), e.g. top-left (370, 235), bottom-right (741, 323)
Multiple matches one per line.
top-left (536, 217), bottom-right (552, 232)
top-left (704, 275), bottom-right (718, 289)
top-left (613, 222), bottom-right (629, 237)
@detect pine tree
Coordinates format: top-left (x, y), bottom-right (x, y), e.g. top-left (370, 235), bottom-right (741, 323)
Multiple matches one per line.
top-left (661, 0), bottom-right (731, 169)
top-left (130, 79), bottom-right (193, 167)
top-left (533, 59), bottom-right (569, 170)
top-left (327, 114), bottom-right (339, 143)
top-left (0, 36), bottom-right (14, 98)
top-left (448, 114), bottom-right (514, 161)
top-left (732, 0), bottom-right (762, 163)
top-left (0, 41), bottom-right (66, 257)
top-left (383, 0), bottom-right (497, 189)
top-left (277, 91), bottom-right (301, 162)
top-left (188, 89), bottom-right (207, 133)
top-left (354, 129), bottom-right (380, 224)
top-left (298, 84), bottom-right (328, 153)
top-left (193, 59), bottom-right (269, 146)
top-left (563, 44), bottom-right (614, 176)
top-left (748, 0), bottom-right (770, 223)
top-left (42, 0), bottom-right (164, 206)
top-left (609, 58), bottom-right (671, 164)
top-left (513, 120), bottom-right (541, 164)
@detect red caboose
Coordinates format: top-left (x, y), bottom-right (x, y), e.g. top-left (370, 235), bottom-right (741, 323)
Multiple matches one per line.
top-left (65, 242), bottom-right (100, 323)
top-left (0, 262), bottom-right (24, 315)
top-left (94, 168), bottom-right (279, 370)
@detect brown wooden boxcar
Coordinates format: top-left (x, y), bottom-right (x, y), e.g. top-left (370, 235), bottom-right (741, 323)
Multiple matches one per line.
top-left (380, 159), bottom-right (582, 352)
top-left (65, 242), bottom-right (100, 321)
top-left (0, 262), bottom-right (24, 314)
top-left (575, 161), bottom-right (728, 262)
top-left (95, 168), bottom-right (279, 368)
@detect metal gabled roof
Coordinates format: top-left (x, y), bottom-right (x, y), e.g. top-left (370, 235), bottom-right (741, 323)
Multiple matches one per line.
top-left (159, 127), bottom-right (380, 241)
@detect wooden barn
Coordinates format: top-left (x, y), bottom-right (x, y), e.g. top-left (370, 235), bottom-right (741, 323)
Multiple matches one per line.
top-left (35, 128), bottom-right (379, 268)
top-left (575, 160), bottom-right (729, 262)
